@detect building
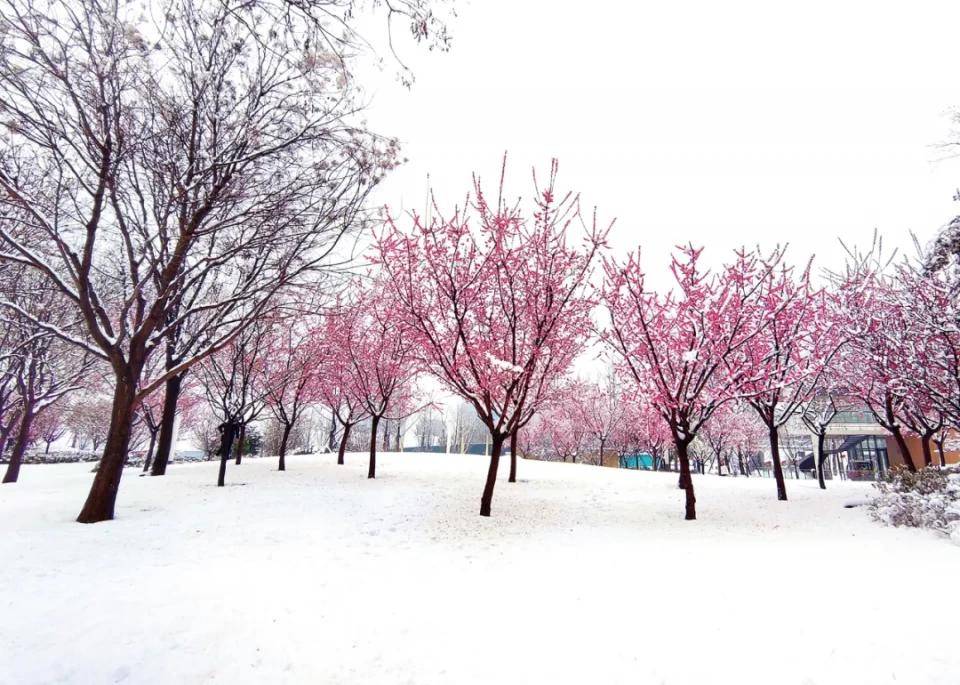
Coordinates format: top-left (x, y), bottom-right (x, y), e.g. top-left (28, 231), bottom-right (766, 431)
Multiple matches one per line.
top-left (786, 404), bottom-right (960, 482)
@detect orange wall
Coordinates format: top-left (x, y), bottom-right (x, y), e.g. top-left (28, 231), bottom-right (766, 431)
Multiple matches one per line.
top-left (886, 435), bottom-right (960, 469)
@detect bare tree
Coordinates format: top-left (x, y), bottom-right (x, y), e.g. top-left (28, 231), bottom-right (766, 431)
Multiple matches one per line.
top-left (0, 0), bottom-right (414, 521)
top-left (198, 322), bottom-right (270, 486)
top-left (801, 393), bottom-right (839, 489)
top-left (415, 406), bottom-right (446, 449)
top-left (67, 396), bottom-right (114, 453)
top-left (449, 401), bottom-right (485, 454)
top-left (0, 270), bottom-right (92, 482)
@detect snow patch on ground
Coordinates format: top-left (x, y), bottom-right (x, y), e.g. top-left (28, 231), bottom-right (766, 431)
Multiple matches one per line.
top-left (1, 453), bottom-right (958, 684)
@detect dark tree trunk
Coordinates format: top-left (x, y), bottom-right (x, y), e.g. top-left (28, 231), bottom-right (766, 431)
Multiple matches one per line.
top-left (676, 439), bottom-right (696, 520)
top-left (142, 431), bottom-right (157, 473)
top-left (278, 422), bottom-right (292, 471)
top-left (337, 422), bottom-right (352, 465)
top-left (395, 421), bottom-right (401, 452)
top-left (480, 433), bottom-right (505, 516)
top-left (3, 407), bottom-right (35, 484)
top-left (598, 437), bottom-right (606, 468)
top-left (381, 418), bottom-right (389, 453)
top-left (235, 423), bottom-right (246, 465)
top-left (508, 430), bottom-right (518, 483)
top-left (769, 426), bottom-right (788, 501)
top-left (890, 426), bottom-right (916, 473)
top-left (368, 414), bottom-right (381, 479)
top-left (150, 373), bottom-right (183, 476)
top-left (217, 422), bottom-right (237, 487)
top-left (935, 440), bottom-right (946, 467)
top-left (77, 375), bottom-right (139, 523)
top-left (816, 432), bottom-right (827, 490)
top-left (920, 433), bottom-right (933, 468)
top-left (45, 441), bottom-right (51, 454)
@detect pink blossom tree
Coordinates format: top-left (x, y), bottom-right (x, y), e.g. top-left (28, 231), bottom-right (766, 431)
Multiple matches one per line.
top-left (698, 401), bottom-right (767, 476)
top-left (261, 320), bottom-right (321, 471)
top-left (889, 260), bottom-right (959, 464)
top-left (336, 284), bottom-right (419, 480)
top-left (698, 403), bottom-right (739, 476)
top-left (32, 405), bottom-right (66, 454)
top-left (725, 403), bottom-right (768, 477)
top-left (575, 370), bottom-right (630, 467)
top-left (833, 251), bottom-right (929, 473)
top-left (313, 305), bottom-right (370, 466)
top-left (376, 159), bottom-right (606, 516)
top-left (608, 397), bottom-right (670, 469)
top-left (532, 383), bottom-right (589, 463)
top-left (731, 249), bottom-right (841, 501)
top-left (603, 246), bottom-right (773, 520)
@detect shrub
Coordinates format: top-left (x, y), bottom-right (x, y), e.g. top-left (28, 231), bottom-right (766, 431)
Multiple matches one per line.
top-left (869, 465), bottom-right (960, 541)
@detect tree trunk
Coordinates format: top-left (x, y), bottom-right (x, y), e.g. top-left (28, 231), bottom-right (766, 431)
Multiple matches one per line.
top-left (935, 440), bottom-right (946, 467)
top-left (508, 430), bottom-right (518, 483)
top-left (368, 414), bottom-right (381, 479)
top-left (395, 421), bottom-right (401, 452)
top-left (235, 423), bottom-right (246, 465)
top-left (676, 439), bottom-right (696, 520)
top-left (2, 407), bottom-right (35, 484)
top-left (598, 437), bottom-right (606, 468)
top-left (890, 426), bottom-right (916, 473)
top-left (45, 440), bottom-right (51, 454)
top-left (77, 375), bottom-right (139, 523)
top-left (150, 373), bottom-right (183, 476)
top-left (816, 432), bottom-right (827, 490)
top-left (769, 426), bottom-right (788, 501)
top-left (142, 431), bottom-right (157, 473)
top-left (920, 433), bottom-right (933, 468)
top-left (217, 422), bottom-right (237, 487)
top-left (480, 433), bottom-right (505, 516)
top-left (278, 422), bottom-right (292, 471)
top-left (381, 417), bottom-right (389, 453)
top-left (337, 422), bottom-right (352, 465)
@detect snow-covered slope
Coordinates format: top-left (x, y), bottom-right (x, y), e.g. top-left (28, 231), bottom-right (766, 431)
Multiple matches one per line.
top-left (1, 453), bottom-right (957, 684)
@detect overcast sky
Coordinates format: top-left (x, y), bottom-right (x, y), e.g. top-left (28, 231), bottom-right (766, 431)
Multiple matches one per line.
top-left (360, 0), bottom-right (960, 285)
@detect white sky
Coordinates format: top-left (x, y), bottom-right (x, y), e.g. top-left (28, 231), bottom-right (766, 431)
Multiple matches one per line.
top-left (362, 0), bottom-right (960, 286)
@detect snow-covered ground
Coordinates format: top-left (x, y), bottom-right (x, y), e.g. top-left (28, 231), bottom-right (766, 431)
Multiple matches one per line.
top-left (2, 453), bottom-right (958, 685)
